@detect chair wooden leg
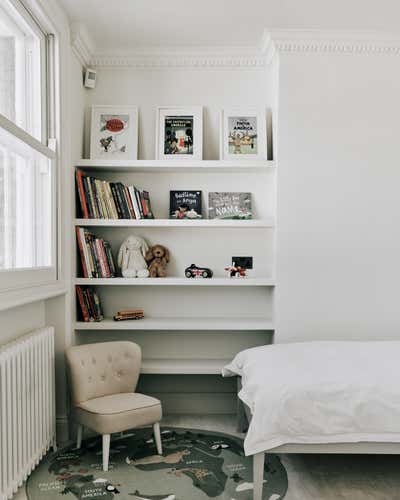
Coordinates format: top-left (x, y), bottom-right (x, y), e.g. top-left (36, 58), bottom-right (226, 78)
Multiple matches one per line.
top-left (253, 452), bottom-right (265, 500)
top-left (153, 422), bottom-right (162, 455)
top-left (76, 424), bottom-right (83, 449)
top-left (102, 434), bottom-right (111, 472)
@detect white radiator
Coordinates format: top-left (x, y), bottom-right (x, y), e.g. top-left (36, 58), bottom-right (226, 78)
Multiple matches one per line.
top-left (0, 327), bottom-right (56, 500)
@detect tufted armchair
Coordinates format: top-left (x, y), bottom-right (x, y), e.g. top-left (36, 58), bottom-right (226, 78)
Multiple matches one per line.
top-left (66, 341), bottom-right (162, 471)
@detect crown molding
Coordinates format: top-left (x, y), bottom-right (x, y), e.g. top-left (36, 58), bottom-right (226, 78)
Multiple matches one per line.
top-left (261, 29), bottom-right (400, 62)
top-left (71, 22), bottom-right (95, 67)
top-left (70, 24), bottom-right (400, 69)
top-left (88, 47), bottom-right (267, 69)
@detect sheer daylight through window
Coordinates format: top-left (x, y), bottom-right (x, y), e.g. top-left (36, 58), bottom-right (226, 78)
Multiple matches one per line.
top-left (0, 0), bottom-right (55, 283)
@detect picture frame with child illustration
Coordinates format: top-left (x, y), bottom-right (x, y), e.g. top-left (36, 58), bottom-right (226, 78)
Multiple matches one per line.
top-left (220, 108), bottom-right (267, 160)
top-left (156, 106), bottom-right (203, 160)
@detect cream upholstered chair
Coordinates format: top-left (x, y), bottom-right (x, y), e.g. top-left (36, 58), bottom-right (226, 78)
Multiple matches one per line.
top-left (66, 341), bottom-right (162, 471)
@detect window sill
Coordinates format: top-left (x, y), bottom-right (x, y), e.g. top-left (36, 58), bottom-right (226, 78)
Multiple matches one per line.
top-left (0, 282), bottom-right (67, 312)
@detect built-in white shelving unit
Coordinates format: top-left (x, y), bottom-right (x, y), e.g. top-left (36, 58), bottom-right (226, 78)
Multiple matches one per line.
top-left (141, 358), bottom-right (231, 375)
top-left (75, 159), bottom-right (275, 173)
top-left (73, 158), bottom-right (276, 375)
top-left (74, 218), bottom-right (275, 228)
top-left (74, 277), bottom-right (274, 286)
top-left (74, 317), bottom-right (274, 331)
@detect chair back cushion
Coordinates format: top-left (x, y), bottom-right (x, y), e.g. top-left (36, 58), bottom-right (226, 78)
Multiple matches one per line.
top-left (66, 341), bottom-right (141, 405)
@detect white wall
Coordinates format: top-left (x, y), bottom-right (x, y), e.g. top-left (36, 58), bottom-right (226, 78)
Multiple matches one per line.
top-left (0, 302), bottom-right (45, 344)
top-left (83, 67), bottom-right (272, 159)
top-left (276, 51), bottom-right (400, 342)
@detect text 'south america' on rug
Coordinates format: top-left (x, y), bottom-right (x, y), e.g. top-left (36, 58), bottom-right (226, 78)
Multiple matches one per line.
top-left (27, 427), bottom-right (288, 500)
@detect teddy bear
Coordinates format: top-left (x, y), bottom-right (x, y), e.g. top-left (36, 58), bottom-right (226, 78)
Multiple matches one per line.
top-left (145, 244), bottom-right (170, 278)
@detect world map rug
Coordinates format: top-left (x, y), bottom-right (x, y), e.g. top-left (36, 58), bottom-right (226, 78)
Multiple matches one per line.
top-left (26, 427), bottom-right (288, 500)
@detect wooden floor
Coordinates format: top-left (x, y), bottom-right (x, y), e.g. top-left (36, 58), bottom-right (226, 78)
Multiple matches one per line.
top-left (13, 415), bottom-right (400, 499)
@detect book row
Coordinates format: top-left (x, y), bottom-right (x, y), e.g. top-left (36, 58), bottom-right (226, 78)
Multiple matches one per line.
top-left (76, 227), bottom-right (116, 278)
top-left (76, 170), bottom-right (154, 220)
top-left (76, 286), bottom-right (104, 322)
top-left (76, 171), bottom-right (253, 221)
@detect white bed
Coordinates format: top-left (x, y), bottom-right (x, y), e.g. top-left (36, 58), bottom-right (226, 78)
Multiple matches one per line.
top-left (223, 341), bottom-right (400, 500)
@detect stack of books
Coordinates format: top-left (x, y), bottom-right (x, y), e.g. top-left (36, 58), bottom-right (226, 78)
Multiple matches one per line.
top-left (76, 286), bottom-right (104, 322)
top-left (76, 170), bottom-right (154, 219)
top-left (76, 227), bottom-right (116, 278)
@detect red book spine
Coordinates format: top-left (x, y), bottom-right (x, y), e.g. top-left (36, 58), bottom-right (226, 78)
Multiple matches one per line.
top-left (76, 286), bottom-right (89, 322)
top-left (76, 170), bottom-right (89, 218)
top-left (76, 227), bottom-right (88, 278)
top-left (140, 191), bottom-right (148, 217)
top-left (85, 288), bottom-right (96, 321)
top-left (95, 239), bottom-right (110, 278)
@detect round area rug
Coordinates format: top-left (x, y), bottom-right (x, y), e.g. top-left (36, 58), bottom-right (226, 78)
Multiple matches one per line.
top-left (26, 427), bottom-right (287, 500)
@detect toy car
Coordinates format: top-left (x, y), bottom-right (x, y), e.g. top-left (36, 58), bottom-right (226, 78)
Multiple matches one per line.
top-left (185, 264), bottom-right (213, 278)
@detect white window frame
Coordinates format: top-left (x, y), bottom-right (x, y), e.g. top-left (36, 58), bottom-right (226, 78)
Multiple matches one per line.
top-left (0, 0), bottom-right (58, 296)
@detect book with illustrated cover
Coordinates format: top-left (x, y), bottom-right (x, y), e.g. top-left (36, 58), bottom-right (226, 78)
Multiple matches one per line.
top-left (164, 116), bottom-right (193, 155)
top-left (208, 192), bottom-right (252, 220)
top-left (170, 190), bottom-right (202, 219)
top-left (228, 116), bottom-right (258, 155)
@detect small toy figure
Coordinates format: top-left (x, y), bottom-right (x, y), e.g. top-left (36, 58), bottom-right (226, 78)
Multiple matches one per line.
top-left (145, 244), bottom-right (170, 277)
top-left (174, 204), bottom-right (189, 219)
top-left (225, 265), bottom-right (247, 278)
top-left (185, 264), bottom-right (213, 278)
top-left (117, 235), bottom-right (149, 278)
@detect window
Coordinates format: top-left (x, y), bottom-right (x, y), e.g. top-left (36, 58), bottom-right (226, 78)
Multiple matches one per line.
top-left (0, 0), bottom-right (56, 292)
top-left (0, 0), bottom-right (43, 140)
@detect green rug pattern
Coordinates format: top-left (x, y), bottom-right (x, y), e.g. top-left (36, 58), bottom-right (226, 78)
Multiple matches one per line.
top-left (27, 427), bottom-right (287, 500)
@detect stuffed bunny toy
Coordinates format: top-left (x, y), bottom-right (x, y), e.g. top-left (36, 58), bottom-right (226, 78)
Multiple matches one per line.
top-left (117, 235), bottom-right (149, 278)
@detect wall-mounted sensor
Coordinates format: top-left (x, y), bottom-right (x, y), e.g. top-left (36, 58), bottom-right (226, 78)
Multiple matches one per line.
top-left (84, 68), bottom-right (97, 89)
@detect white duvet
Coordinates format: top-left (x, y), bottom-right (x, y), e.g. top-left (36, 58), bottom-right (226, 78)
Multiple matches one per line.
top-left (223, 341), bottom-right (400, 456)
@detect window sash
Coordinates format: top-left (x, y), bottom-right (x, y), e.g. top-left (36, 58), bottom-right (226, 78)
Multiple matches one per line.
top-left (0, 113), bottom-right (57, 292)
top-left (0, 0), bottom-right (47, 142)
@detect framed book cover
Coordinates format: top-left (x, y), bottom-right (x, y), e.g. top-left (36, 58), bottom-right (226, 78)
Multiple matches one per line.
top-left (156, 106), bottom-right (203, 160)
top-left (170, 190), bottom-right (202, 219)
top-left (208, 192), bottom-right (252, 220)
top-left (90, 105), bottom-right (138, 160)
top-left (220, 108), bottom-right (267, 160)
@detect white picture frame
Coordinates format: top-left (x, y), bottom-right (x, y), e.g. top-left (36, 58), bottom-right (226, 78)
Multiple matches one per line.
top-left (90, 105), bottom-right (138, 160)
top-left (220, 108), bottom-right (267, 160)
top-left (156, 106), bottom-right (203, 160)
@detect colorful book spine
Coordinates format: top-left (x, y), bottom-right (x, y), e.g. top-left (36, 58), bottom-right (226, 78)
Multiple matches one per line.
top-left (76, 172), bottom-right (154, 220)
top-left (129, 186), bottom-right (141, 219)
top-left (124, 185), bottom-right (135, 219)
top-left (76, 285), bottom-right (90, 321)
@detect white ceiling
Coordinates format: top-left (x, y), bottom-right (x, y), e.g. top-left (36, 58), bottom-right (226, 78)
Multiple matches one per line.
top-left (58, 0), bottom-right (400, 51)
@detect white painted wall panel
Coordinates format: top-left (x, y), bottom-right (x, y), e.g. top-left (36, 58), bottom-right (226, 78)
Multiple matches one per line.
top-left (276, 53), bottom-right (400, 341)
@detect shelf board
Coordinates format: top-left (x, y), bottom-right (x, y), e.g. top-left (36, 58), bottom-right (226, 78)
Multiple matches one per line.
top-left (75, 159), bottom-right (275, 173)
top-left (74, 277), bottom-right (275, 286)
top-left (141, 358), bottom-right (230, 375)
top-left (74, 317), bottom-right (275, 331)
top-left (74, 218), bottom-right (275, 228)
